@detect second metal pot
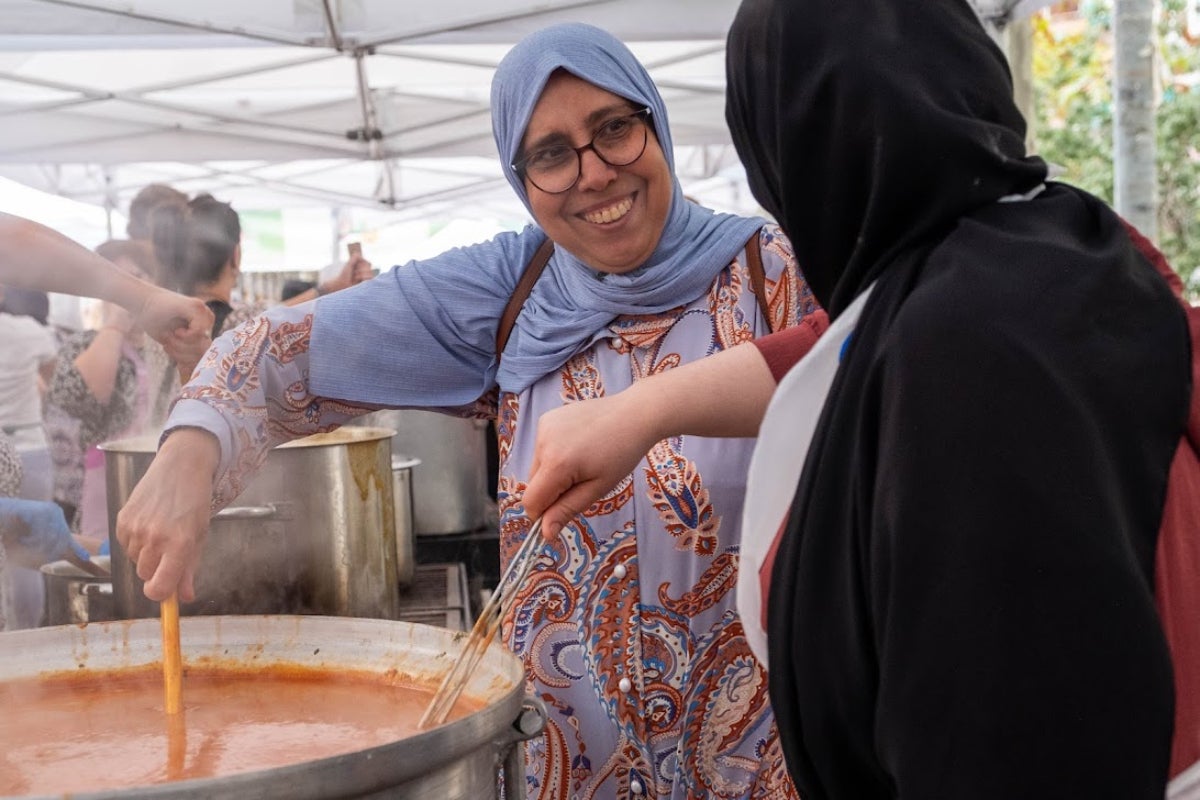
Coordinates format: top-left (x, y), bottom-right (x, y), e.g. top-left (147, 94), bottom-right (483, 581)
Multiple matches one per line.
top-left (101, 427), bottom-right (401, 621)
top-left (353, 410), bottom-right (491, 535)
top-left (39, 556), bottom-right (114, 626)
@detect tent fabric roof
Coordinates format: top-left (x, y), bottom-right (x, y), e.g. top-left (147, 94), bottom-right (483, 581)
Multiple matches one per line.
top-left (0, 0), bottom-right (751, 218)
top-left (0, 0), bottom-right (1040, 220)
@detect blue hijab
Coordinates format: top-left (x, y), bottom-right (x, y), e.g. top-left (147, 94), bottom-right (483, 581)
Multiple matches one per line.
top-left (310, 23), bottom-right (763, 404)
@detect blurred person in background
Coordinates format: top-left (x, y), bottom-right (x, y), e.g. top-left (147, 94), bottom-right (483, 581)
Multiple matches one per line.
top-left (0, 211), bottom-right (212, 630)
top-left (45, 181), bottom-right (186, 531)
top-left (46, 240), bottom-right (162, 551)
top-left (145, 193), bottom-right (371, 426)
top-left (0, 212), bottom-right (212, 353)
top-left (0, 283), bottom-right (57, 628)
top-left (0, 283), bottom-right (58, 502)
top-left (126, 183), bottom-right (188, 243)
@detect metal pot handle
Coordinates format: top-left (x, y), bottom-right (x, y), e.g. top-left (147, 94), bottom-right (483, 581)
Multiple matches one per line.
top-left (82, 582), bottom-right (112, 598)
top-left (511, 695), bottom-right (547, 742)
top-left (499, 696), bottom-right (547, 800)
top-left (213, 503), bottom-right (278, 521)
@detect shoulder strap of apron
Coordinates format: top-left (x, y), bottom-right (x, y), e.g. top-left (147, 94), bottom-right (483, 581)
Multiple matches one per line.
top-left (744, 227), bottom-right (776, 334)
top-left (496, 236), bottom-right (554, 359)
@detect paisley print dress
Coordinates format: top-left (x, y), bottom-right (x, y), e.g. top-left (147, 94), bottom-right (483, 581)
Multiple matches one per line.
top-left (167, 225), bottom-right (819, 800)
top-left (497, 227), bottom-right (815, 800)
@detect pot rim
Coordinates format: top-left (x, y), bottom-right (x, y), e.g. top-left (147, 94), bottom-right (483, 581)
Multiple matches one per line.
top-left (39, 555), bottom-right (113, 581)
top-left (391, 454), bottom-right (422, 470)
top-left (99, 427), bottom-right (398, 454)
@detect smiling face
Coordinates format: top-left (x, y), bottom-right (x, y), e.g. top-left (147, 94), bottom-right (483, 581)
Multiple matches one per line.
top-left (520, 72), bottom-right (673, 274)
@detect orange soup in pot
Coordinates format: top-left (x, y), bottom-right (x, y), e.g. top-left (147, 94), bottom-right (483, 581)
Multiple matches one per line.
top-left (0, 663), bottom-right (481, 795)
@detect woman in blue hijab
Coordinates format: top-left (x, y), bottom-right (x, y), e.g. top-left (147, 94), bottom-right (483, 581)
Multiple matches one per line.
top-left (116, 22), bottom-right (823, 799)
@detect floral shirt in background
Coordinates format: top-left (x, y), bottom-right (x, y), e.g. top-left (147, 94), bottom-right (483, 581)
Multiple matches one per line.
top-left (46, 331), bottom-right (148, 539)
top-left (0, 433), bottom-right (19, 499)
top-left (0, 432), bottom-right (20, 631)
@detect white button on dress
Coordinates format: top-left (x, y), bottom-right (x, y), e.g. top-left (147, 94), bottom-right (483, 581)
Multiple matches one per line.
top-left (618, 677), bottom-right (632, 693)
top-left (630, 779), bottom-right (645, 795)
top-left (613, 563), bottom-right (628, 579)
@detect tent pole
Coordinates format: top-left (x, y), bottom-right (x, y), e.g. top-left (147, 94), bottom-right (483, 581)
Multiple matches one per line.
top-left (1113, 0), bottom-right (1158, 241)
top-left (103, 167), bottom-right (115, 240)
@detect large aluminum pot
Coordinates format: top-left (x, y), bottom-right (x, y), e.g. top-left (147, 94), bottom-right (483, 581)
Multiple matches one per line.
top-left (39, 556), bottom-right (114, 626)
top-left (101, 428), bottom-right (402, 621)
top-left (353, 411), bottom-right (491, 536)
top-left (0, 615), bottom-right (546, 799)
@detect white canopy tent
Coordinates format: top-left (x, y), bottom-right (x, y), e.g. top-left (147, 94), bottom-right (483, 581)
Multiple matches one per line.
top-left (0, 1), bottom-right (759, 222)
top-left (0, 0), bottom-right (1051, 258)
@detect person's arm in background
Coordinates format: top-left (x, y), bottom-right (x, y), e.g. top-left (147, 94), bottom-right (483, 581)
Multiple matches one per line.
top-left (35, 355), bottom-right (56, 399)
top-left (69, 302), bottom-right (136, 405)
top-left (0, 212), bottom-right (213, 347)
top-left (47, 328), bottom-right (137, 447)
top-left (281, 253), bottom-right (375, 306)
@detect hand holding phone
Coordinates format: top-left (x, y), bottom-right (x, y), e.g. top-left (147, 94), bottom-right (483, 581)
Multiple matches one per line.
top-left (345, 241), bottom-right (372, 284)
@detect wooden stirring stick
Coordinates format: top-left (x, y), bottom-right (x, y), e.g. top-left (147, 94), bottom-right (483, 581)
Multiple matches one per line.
top-left (165, 706), bottom-right (187, 780)
top-left (161, 592), bottom-right (183, 715)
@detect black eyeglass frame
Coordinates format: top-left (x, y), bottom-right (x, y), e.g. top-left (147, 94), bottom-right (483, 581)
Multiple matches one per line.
top-left (512, 107), bottom-right (654, 194)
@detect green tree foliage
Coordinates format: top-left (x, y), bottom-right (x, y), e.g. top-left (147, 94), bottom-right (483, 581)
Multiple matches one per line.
top-left (1032, 0), bottom-right (1200, 288)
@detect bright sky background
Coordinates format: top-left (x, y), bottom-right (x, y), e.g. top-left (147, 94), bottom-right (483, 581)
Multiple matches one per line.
top-left (0, 176), bottom-right (118, 251)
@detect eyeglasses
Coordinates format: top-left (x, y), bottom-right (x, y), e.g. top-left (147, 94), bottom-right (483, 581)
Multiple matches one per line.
top-left (513, 108), bottom-right (653, 194)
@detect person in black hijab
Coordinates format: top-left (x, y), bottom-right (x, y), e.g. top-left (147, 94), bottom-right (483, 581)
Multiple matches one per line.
top-left (723, 0), bottom-right (1190, 797)
top-left (522, 0), bottom-right (1194, 797)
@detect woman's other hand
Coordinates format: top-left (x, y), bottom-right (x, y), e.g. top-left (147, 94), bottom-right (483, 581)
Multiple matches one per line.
top-left (114, 428), bottom-right (219, 603)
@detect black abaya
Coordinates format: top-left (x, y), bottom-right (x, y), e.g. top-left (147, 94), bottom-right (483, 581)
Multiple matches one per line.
top-left (724, 0), bottom-right (1192, 797)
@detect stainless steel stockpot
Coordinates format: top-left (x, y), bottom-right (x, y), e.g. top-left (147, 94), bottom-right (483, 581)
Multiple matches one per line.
top-left (101, 428), bottom-right (402, 620)
top-left (39, 556), bottom-right (114, 626)
top-left (352, 411), bottom-right (491, 536)
top-left (1, 615), bottom-right (545, 799)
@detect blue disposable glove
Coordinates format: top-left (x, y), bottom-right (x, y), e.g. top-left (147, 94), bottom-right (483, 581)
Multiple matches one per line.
top-left (0, 498), bottom-right (91, 568)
